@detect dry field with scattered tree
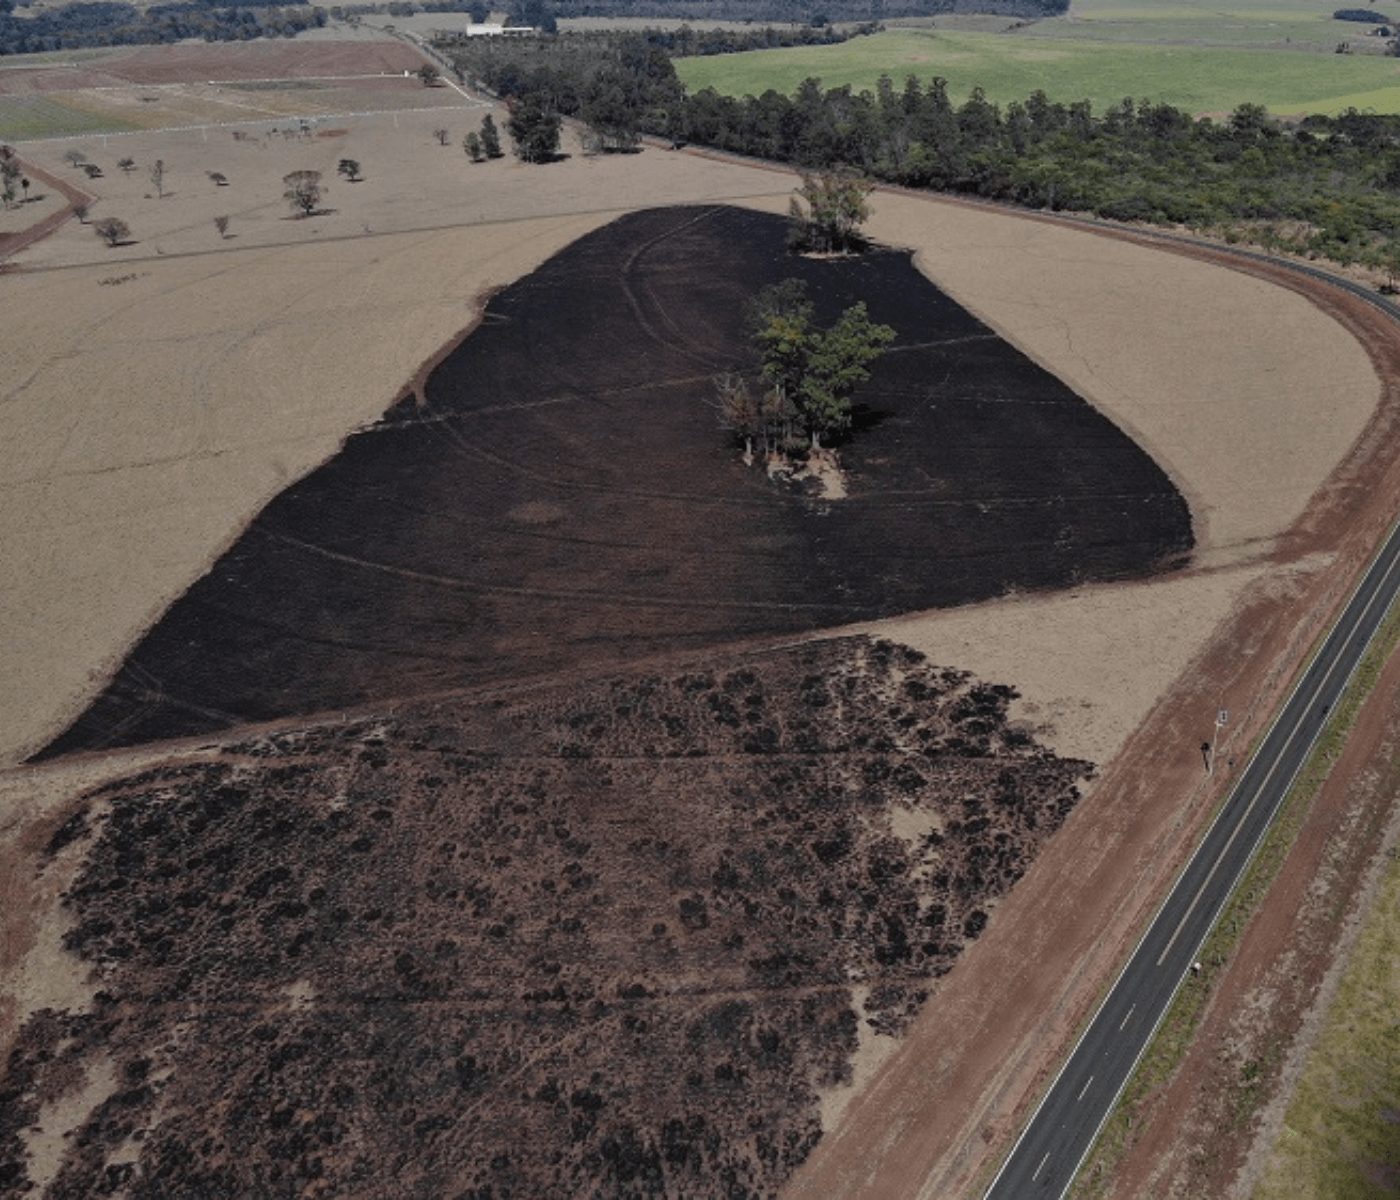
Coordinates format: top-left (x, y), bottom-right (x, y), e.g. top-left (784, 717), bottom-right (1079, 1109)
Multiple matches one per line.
top-left (0, 50), bottom-right (1395, 1196)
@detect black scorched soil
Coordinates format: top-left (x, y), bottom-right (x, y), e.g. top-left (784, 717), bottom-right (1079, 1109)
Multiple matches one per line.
top-left (39, 205), bottom-right (1191, 757)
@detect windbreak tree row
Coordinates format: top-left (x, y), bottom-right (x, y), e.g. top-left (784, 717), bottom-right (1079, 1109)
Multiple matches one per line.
top-left (444, 30), bottom-right (1400, 272)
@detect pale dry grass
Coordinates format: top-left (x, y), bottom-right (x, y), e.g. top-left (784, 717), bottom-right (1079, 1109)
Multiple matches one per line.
top-left (732, 188), bottom-right (1379, 766)
top-left (0, 108), bottom-right (1382, 782)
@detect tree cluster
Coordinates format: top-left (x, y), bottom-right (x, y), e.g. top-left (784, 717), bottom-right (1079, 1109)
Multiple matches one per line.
top-left (627, 21), bottom-right (877, 57)
top-left (787, 169), bottom-right (872, 252)
top-left (506, 94), bottom-right (562, 161)
top-left (720, 278), bottom-right (894, 459)
top-left (439, 30), bottom-right (1400, 270)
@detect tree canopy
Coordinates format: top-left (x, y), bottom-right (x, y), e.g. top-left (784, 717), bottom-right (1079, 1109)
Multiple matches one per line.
top-left (788, 170), bottom-right (873, 253)
top-left (282, 169), bottom-right (322, 217)
top-left (746, 279), bottom-right (894, 450)
top-left (507, 95), bottom-right (561, 163)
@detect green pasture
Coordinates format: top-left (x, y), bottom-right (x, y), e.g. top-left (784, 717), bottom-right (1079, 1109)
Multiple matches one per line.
top-left (1251, 839), bottom-right (1400, 1200)
top-left (0, 94), bottom-right (139, 141)
top-left (1014, 0), bottom-right (1398, 51)
top-left (675, 27), bottom-right (1400, 115)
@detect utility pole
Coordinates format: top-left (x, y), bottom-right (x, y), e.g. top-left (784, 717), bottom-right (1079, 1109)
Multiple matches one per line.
top-left (1208, 704), bottom-right (1229, 775)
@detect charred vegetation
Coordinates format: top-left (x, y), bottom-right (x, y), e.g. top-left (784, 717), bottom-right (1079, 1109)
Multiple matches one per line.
top-left (3, 638), bottom-right (1090, 1197)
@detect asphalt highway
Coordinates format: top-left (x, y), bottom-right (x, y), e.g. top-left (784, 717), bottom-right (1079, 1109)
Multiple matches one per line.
top-left (985, 510), bottom-right (1400, 1198)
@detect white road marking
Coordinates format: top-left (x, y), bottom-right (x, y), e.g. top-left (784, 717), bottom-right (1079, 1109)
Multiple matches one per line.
top-left (1119, 1004), bottom-right (1135, 1031)
top-left (1033, 1153), bottom-right (1050, 1181)
top-left (1155, 542), bottom-right (1400, 967)
top-left (1077, 1076), bottom-right (1094, 1102)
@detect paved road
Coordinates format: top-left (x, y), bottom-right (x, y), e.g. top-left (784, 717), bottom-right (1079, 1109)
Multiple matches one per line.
top-left (985, 510), bottom-right (1400, 1198)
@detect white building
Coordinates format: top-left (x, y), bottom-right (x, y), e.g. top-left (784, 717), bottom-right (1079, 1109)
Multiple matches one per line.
top-left (464, 22), bottom-right (536, 36)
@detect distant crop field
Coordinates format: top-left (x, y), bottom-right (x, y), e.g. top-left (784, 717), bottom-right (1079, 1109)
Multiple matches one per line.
top-left (0, 93), bottom-right (139, 140)
top-left (0, 77), bottom-right (465, 142)
top-left (1016, 0), bottom-right (1396, 52)
top-left (674, 28), bottom-right (1400, 115)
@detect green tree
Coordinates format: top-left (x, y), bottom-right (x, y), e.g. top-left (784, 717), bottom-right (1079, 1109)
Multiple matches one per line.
top-left (507, 96), bottom-right (561, 164)
top-left (750, 279), bottom-right (815, 416)
top-left (0, 155), bottom-right (18, 208)
top-left (797, 302), bottom-right (895, 445)
top-left (1381, 239), bottom-right (1400, 293)
top-left (417, 63), bottom-right (441, 88)
top-left (749, 279), bottom-right (894, 449)
top-left (788, 170), bottom-right (874, 254)
top-left (581, 69), bottom-right (642, 154)
top-left (464, 132), bottom-right (484, 162)
top-left (480, 114), bottom-right (503, 159)
top-left (337, 158), bottom-right (362, 182)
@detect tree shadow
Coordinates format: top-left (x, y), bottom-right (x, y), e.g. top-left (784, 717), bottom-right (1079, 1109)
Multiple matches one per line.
top-left (844, 405), bottom-right (894, 440)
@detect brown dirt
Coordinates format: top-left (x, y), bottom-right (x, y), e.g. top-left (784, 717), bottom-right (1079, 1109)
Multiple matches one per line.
top-left (1092, 628), bottom-right (1400, 1198)
top-left (781, 222), bottom-right (1400, 1200)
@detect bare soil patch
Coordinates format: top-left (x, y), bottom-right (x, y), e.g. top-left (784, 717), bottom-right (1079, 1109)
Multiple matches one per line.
top-left (35, 204), bottom-right (1191, 758)
top-left (0, 636), bottom-right (1091, 1198)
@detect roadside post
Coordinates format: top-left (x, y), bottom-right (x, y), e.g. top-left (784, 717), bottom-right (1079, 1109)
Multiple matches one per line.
top-left (1208, 706), bottom-right (1229, 775)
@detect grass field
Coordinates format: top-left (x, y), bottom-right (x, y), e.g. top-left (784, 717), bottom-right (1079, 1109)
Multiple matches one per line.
top-left (1015, 0), bottom-right (1397, 51)
top-left (0, 94), bottom-right (140, 140)
top-left (1252, 835), bottom-right (1400, 1198)
top-left (675, 27), bottom-right (1400, 115)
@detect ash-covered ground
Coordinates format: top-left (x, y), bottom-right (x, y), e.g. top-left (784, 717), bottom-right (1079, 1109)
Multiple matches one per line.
top-left (40, 204), bottom-right (1190, 758)
top-left (3, 637), bottom-right (1090, 1198)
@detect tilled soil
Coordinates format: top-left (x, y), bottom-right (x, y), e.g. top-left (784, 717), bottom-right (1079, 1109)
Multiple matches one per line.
top-left (37, 204), bottom-right (1190, 759)
top-left (0, 637), bottom-right (1091, 1199)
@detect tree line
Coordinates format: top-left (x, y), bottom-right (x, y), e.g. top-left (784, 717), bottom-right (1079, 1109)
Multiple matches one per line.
top-left (530, 0), bottom-right (1067, 21)
top-left (0, 0), bottom-right (326, 55)
top-left (444, 30), bottom-right (1400, 273)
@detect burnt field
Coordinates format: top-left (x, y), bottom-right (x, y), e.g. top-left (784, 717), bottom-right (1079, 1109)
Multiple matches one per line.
top-left (40, 203), bottom-right (1191, 758)
top-left (2, 638), bottom-right (1091, 1198)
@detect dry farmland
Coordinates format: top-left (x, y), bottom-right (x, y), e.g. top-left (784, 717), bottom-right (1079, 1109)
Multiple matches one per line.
top-left (2, 36), bottom-right (1397, 1199)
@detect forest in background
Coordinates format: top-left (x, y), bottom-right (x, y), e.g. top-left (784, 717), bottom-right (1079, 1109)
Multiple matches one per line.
top-left (444, 29), bottom-right (1400, 273)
